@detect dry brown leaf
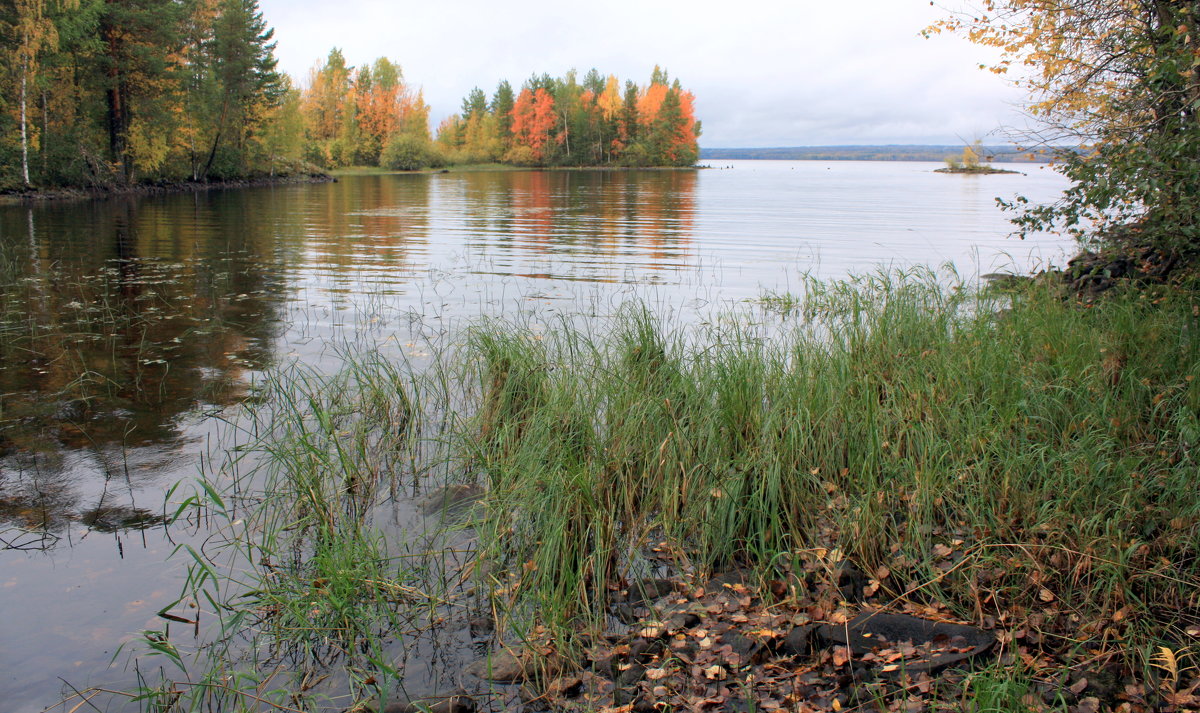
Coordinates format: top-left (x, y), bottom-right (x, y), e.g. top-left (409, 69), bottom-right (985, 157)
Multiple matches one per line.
top-left (646, 667), bottom-right (669, 681)
top-left (932, 544), bottom-right (953, 558)
top-left (832, 646), bottom-right (851, 667)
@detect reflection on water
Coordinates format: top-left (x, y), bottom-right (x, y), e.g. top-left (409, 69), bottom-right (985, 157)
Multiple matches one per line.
top-left (0, 163), bottom-right (1070, 712)
top-left (0, 198), bottom-right (284, 539)
top-left (449, 170), bottom-right (697, 279)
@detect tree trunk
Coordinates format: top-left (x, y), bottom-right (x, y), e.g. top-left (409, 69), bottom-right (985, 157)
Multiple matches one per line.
top-left (103, 21), bottom-right (130, 184)
top-left (201, 100), bottom-right (230, 181)
top-left (41, 89), bottom-right (48, 176)
top-left (20, 58), bottom-right (30, 187)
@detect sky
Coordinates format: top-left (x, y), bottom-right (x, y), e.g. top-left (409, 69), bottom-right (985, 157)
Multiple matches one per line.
top-left (256, 0), bottom-right (1030, 148)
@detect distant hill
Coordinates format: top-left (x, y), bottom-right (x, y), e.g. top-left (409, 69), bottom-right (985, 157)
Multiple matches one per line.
top-left (699, 145), bottom-right (1055, 163)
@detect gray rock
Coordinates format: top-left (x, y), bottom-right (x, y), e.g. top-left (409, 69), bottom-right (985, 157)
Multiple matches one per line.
top-left (381, 694), bottom-right (475, 713)
top-left (816, 611), bottom-right (995, 676)
top-left (418, 483), bottom-right (483, 518)
top-left (779, 624), bottom-right (818, 657)
top-left (464, 648), bottom-right (527, 683)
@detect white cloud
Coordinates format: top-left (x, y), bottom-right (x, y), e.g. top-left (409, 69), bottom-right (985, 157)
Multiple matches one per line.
top-left (257, 0), bottom-right (1030, 146)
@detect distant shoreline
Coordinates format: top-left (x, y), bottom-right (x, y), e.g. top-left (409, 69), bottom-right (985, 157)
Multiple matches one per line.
top-left (699, 145), bottom-right (1057, 163)
top-left (0, 173), bottom-right (334, 205)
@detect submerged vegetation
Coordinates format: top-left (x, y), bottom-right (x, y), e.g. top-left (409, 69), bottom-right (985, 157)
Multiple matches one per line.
top-left (92, 268), bottom-right (1199, 712)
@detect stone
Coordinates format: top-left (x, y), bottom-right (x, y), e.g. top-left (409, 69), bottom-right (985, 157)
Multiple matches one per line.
top-left (381, 694), bottom-right (475, 713)
top-left (665, 611), bottom-right (701, 632)
top-left (835, 561), bottom-right (869, 603)
top-left (418, 483), bottom-right (483, 518)
top-left (779, 624), bottom-right (818, 657)
top-left (544, 674), bottom-right (584, 699)
top-left (464, 648), bottom-right (528, 683)
top-left (626, 578), bottom-right (676, 604)
top-left (467, 615), bottom-right (493, 639)
top-left (704, 568), bottom-right (753, 592)
top-left (816, 611), bottom-right (995, 676)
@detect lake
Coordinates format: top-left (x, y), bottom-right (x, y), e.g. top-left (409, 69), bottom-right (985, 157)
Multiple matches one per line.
top-left (0, 161), bottom-right (1070, 711)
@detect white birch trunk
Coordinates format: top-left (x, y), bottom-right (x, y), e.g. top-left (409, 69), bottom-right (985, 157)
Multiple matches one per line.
top-left (20, 58), bottom-right (31, 186)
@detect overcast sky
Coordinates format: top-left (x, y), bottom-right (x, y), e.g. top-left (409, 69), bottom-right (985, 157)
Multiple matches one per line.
top-left (256, 0), bottom-right (1028, 148)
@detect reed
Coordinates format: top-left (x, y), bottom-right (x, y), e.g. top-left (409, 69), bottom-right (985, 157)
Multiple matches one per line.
top-left (465, 269), bottom-right (1200, 665)
top-left (129, 267), bottom-right (1199, 710)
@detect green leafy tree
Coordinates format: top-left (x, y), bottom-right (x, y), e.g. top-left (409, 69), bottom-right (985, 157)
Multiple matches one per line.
top-left (95, 0), bottom-right (187, 182)
top-left (933, 1), bottom-right (1200, 249)
top-left (490, 79), bottom-right (514, 148)
top-left (200, 0), bottom-right (281, 178)
top-left (461, 86), bottom-right (486, 119)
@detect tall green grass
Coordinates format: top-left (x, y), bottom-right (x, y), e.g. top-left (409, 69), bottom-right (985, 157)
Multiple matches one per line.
top-left (134, 267), bottom-right (1199, 709)
top-left (464, 269), bottom-right (1199, 662)
top-left (134, 347), bottom-right (464, 711)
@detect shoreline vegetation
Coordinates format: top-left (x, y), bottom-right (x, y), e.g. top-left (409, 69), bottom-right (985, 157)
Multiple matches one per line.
top-left (7, 1), bottom-right (1200, 712)
top-left (102, 259), bottom-right (1198, 713)
top-left (0, 170), bottom-right (333, 204)
top-left (934, 141), bottom-right (1022, 175)
top-left (1, 0), bottom-right (699, 194)
top-left (934, 165), bottom-right (1021, 175)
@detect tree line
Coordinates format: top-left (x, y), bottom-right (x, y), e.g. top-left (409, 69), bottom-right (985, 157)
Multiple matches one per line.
top-left (0, 2), bottom-right (701, 190)
top-left (430, 67), bottom-right (701, 168)
top-left (0, 0), bottom-right (292, 188)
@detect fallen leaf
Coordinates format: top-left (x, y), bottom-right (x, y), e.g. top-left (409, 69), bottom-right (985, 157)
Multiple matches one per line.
top-left (932, 544), bottom-right (953, 558)
top-left (646, 667), bottom-right (669, 681)
top-left (832, 646), bottom-right (851, 667)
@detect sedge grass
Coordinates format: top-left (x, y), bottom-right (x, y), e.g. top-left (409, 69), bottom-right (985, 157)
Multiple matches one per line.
top-left (463, 268), bottom-right (1199, 664)
top-left (126, 267), bottom-right (1199, 709)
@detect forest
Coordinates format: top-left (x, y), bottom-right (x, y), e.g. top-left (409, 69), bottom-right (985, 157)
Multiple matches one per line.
top-left (0, 0), bottom-right (701, 191)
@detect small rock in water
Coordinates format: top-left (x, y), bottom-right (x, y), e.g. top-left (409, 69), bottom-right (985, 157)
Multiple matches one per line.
top-left (467, 615), bottom-right (494, 639)
top-left (419, 483), bottom-right (483, 517)
top-left (464, 647), bottom-right (529, 683)
top-left (381, 693), bottom-right (476, 713)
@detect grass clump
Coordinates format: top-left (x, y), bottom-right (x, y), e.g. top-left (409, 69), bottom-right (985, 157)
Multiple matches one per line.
top-left (125, 351), bottom-right (454, 712)
top-left (114, 268), bottom-right (1199, 710)
top-left (464, 268), bottom-right (1200, 668)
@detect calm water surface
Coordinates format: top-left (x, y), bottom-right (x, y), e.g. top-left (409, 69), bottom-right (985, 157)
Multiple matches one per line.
top-left (0, 161), bottom-right (1070, 711)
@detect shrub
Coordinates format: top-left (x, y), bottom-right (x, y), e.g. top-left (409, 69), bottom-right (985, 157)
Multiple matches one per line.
top-left (380, 133), bottom-right (434, 171)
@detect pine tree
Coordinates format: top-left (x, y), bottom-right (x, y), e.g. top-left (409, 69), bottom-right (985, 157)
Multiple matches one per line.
top-left (200, 0), bottom-right (280, 178)
top-left (490, 79), bottom-right (514, 148)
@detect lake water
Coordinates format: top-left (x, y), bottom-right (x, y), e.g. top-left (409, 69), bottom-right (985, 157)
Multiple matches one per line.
top-left (0, 161), bottom-right (1071, 711)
